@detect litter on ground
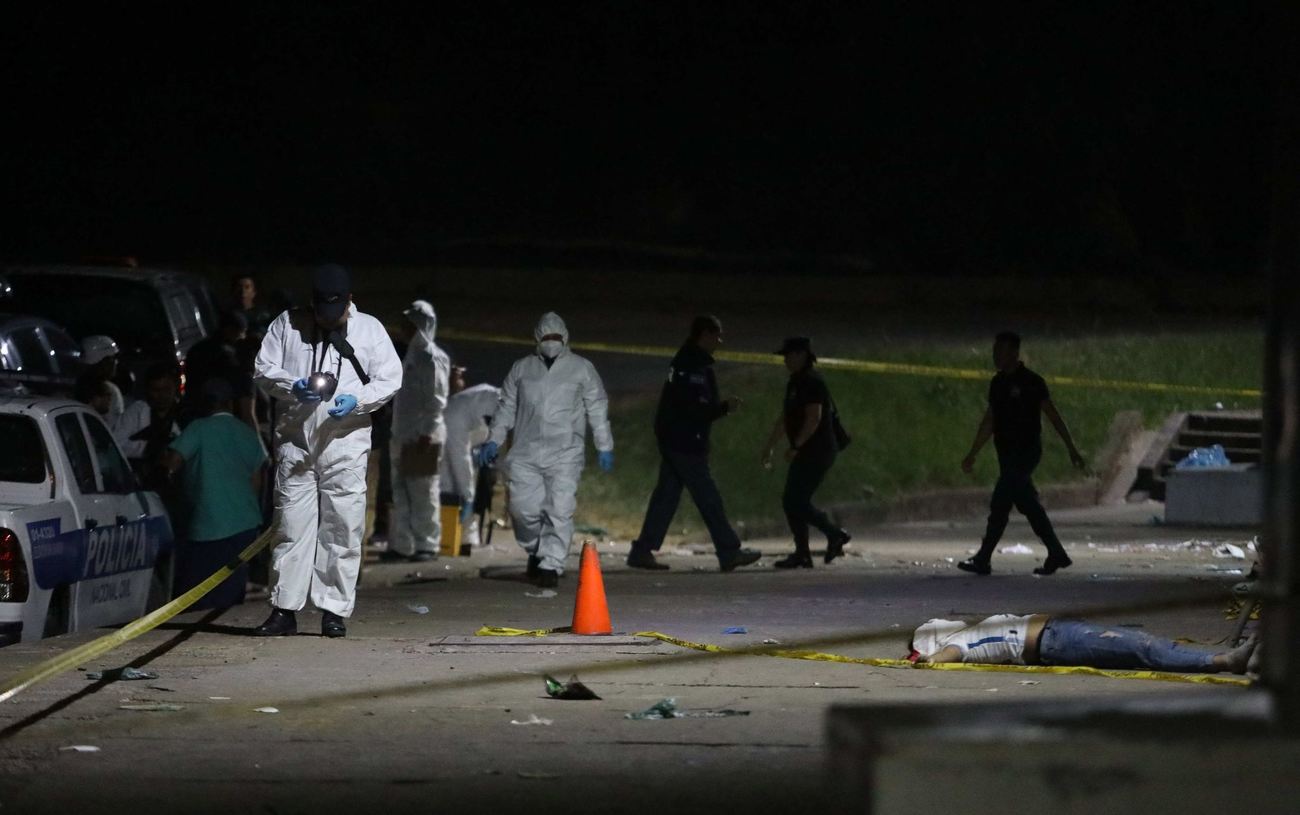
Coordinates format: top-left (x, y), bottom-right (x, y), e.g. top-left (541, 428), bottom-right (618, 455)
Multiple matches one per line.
top-left (84, 667), bottom-right (158, 682)
top-left (544, 674), bottom-right (601, 700)
top-left (510, 714), bottom-right (554, 726)
top-left (626, 698), bottom-right (751, 720)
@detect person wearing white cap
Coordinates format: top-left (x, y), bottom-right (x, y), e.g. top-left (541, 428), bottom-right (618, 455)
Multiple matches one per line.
top-left (385, 300), bottom-right (451, 562)
top-left (479, 312), bottom-right (613, 588)
top-left (79, 335), bottom-right (126, 425)
top-left (251, 264), bottom-right (403, 638)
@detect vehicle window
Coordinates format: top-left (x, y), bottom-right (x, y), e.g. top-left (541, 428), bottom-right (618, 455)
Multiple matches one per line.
top-left (6, 274), bottom-right (171, 354)
top-left (0, 335), bottom-right (16, 371)
top-left (8, 328), bottom-right (49, 375)
top-left (84, 413), bottom-right (138, 494)
top-left (163, 290), bottom-right (204, 345)
top-left (42, 327), bottom-right (81, 376)
top-left (0, 415), bottom-right (47, 483)
top-left (55, 413), bottom-right (98, 493)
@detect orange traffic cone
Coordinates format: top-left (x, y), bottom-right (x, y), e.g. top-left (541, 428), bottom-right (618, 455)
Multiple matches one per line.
top-left (571, 540), bottom-right (612, 635)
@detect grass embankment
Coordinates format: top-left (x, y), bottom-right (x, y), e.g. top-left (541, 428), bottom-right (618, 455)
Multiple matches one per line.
top-left (576, 329), bottom-right (1263, 540)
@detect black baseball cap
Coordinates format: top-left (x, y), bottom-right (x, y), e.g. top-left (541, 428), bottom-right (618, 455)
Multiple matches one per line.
top-left (775, 336), bottom-right (816, 359)
top-left (311, 264), bottom-right (352, 323)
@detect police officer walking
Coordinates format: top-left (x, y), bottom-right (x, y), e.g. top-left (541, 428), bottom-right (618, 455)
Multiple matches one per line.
top-left (762, 337), bottom-right (851, 568)
top-left (956, 331), bottom-right (1086, 576)
top-left (626, 316), bottom-right (762, 572)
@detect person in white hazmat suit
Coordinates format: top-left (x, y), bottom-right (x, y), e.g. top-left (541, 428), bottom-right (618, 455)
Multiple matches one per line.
top-left (385, 300), bottom-right (450, 562)
top-left (479, 312), bottom-right (613, 588)
top-left (440, 370), bottom-right (501, 547)
top-left (251, 264), bottom-right (402, 638)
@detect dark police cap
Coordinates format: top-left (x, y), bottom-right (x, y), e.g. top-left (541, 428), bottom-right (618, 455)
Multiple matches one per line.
top-left (311, 264), bottom-right (352, 323)
top-left (775, 336), bottom-right (816, 357)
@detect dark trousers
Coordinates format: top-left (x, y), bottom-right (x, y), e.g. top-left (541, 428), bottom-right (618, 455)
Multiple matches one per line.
top-left (175, 527), bottom-right (257, 611)
top-left (783, 452), bottom-right (839, 553)
top-left (632, 446), bottom-right (741, 555)
top-left (974, 445), bottom-right (1067, 562)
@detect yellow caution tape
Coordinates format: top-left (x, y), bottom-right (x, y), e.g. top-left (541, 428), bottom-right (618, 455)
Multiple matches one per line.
top-left (0, 528), bottom-right (277, 704)
top-left (439, 328), bottom-right (1261, 398)
top-left (475, 626), bottom-right (1250, 687)
top-left (476, 626), bottom-right (565, 637)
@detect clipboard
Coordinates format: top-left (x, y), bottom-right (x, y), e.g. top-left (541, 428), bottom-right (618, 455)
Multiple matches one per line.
top-left (399, 441), bottom-right (442, 477)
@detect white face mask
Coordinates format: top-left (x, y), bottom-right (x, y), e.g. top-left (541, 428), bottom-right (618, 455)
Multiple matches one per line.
top-left (538, 340), bottom-right (564, 359)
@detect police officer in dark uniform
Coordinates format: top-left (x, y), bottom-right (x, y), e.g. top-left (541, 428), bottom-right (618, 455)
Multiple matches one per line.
top-left (762, 337), bottom-right (851, 568)
top-left (957, 331), bottom-right (1087, 576)
top-left (626, 315), bottom-right (763, 572)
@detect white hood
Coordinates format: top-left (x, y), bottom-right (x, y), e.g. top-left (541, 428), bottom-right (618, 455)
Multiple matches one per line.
top-left (533, 312), bottom-right (569, 344)
top-left (404, 300), bottom-right (438, 350)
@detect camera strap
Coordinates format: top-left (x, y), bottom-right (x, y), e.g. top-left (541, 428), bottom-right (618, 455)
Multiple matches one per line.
top-left (327, 329), bottom-right (371, 386)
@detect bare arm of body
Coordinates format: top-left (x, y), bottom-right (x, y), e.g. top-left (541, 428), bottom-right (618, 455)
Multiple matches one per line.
top-left (919, 645), bottom-right (964, 664)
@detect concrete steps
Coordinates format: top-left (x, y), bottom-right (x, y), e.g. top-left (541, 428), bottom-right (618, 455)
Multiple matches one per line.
top-left (1135, 410), bottom-right (1263, 500)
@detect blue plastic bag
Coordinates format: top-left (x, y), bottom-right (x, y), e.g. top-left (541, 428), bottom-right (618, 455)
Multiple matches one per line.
top-left (1175, 444), bottom-right (1231, 469)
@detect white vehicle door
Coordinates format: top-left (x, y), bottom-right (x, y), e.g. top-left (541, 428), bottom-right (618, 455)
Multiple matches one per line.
top-left (51, 409), bottom-right (165, 630)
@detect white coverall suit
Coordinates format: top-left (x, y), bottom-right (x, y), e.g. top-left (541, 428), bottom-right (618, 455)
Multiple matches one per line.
top-left (488, 313), bottom-right (613, 574)
top-left (389, 301), bottom-right (451, 556)
top-left (439, 383), bottom-right (501, 545)
top-left (254, 305), bottom-right (402, 616)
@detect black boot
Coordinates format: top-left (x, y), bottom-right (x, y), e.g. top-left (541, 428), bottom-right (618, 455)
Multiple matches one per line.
top-left (1033, 554), bottom-right (1073, 576)
top-left (526, 555), bottom-right (541, 579)
top-left (774, 552), bottom-right (814, 569)
top-left (321, 610), bottom-right (347, 638)
top-left (825, 530), bottom-right (852, 564)
top-left (627, 549), bottom-right (670, 570)
top-left (252, 608), bottom-right (297, 637)
top-left (956, 557), bottom-right (992, 576)
top-left (718, 548), bottom-right (762, 572)
top-left (535, 568), bottom-right (559, 588)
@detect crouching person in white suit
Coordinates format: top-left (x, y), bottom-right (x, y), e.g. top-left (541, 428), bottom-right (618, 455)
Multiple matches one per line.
top-left (252, 264), bottom-right (402, 638)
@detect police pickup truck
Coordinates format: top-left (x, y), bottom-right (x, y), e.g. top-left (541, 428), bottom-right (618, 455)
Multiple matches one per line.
top-left (0, 396), bottom-right (173, 646)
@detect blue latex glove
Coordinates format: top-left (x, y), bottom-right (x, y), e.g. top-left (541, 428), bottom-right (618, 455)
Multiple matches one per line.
top-left (292, 377), bottom-right (321, 403)
top-left (598, 450), bottom-right (615, 473)
top-left (478, 441), bottom-right (499, 467)
top-left (459, 502), bottom-right (475, 524)
top-left (327, 393), bottom-right (358, 419)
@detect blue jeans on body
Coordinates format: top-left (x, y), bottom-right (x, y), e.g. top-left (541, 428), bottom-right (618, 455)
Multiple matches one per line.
top-left (1038, 620), bottom-right (1217, 673)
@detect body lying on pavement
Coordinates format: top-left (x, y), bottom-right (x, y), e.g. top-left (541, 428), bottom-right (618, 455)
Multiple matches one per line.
top-left (909, 614), bottom-right (1256, 675)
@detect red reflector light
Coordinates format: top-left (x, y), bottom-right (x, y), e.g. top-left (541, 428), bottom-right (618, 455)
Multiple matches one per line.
top-left (0, 528), bottom-right (29, 603)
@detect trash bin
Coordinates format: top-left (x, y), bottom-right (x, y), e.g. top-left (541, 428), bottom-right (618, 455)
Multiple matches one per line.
top-left (439, 492), bottom-right (464, 556)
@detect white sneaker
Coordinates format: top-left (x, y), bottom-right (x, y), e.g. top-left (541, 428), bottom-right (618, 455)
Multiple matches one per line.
top-left (462, 518), bottom-right (480, 547)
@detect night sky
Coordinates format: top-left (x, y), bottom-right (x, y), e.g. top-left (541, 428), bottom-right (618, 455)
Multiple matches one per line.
top-left (3, 3), bottom-right (1279, 275)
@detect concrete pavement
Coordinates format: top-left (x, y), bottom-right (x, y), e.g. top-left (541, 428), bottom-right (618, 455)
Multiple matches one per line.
top-left (0, 508), bottom-right (1259, 814)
